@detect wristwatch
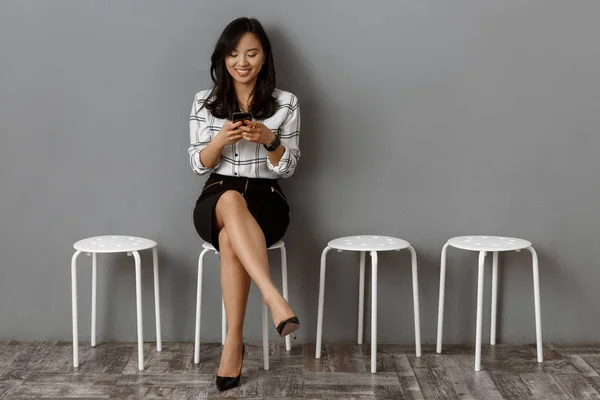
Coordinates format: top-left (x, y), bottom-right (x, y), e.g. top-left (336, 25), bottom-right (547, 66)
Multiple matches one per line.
top-left (264, 135), bottom-right (281, 152)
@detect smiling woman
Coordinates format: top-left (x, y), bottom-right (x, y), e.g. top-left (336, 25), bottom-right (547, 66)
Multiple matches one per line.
top-left (187, 17), bottom-right (301, 392)
top-left (205, 18), bottom-right (278, 120)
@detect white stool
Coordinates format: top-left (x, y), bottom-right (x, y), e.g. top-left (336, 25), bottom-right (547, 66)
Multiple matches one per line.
top-left (316, 235), bottom-right (422, 373)
top-left (436, 235), bottom-right (543, 371)
top-left (194, 240), bottom-right (291, 371)
top-left (71, 235), bottom-right (162, 371)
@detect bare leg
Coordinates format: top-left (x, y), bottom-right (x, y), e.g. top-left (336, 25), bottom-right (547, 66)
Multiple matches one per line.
top-left (217, 227), bottom-right (249, 377)
top-left (215, 191), bottom-right (295, 328)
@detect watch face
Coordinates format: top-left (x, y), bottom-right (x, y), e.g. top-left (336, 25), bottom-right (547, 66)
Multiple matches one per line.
top-left (271, 137), bottom-right (281, 151)
top-left (265, 136), bottom-right (280, 151)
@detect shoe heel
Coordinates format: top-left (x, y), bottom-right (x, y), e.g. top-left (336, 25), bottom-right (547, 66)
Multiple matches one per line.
top-left (276, 316), bottom-right (300, 338)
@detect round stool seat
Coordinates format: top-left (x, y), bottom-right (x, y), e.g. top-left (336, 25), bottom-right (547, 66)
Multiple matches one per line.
top-left (447, 236), bottom-right (531, 252)
top-left (328, 235), bottom-right (410, 252)
top-left (74, 235), bottom-right (157, 253)
top-left (202, 240), bottom-right (285, 252)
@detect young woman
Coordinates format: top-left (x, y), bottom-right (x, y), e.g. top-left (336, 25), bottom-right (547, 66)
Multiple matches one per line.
top-left (188, 17), bottom-right (301, 391)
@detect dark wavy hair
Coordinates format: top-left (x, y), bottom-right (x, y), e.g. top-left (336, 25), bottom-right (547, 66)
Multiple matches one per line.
top-left (205, 17), bottom-right (277, 120)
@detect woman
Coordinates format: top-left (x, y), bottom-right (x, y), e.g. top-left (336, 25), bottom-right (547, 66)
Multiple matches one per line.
top-left (188, 17), bottom-right (301, 391)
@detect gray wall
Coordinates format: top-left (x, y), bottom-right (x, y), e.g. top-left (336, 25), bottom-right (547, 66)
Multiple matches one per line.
top-left (1, 0), bottom-right (600, 345)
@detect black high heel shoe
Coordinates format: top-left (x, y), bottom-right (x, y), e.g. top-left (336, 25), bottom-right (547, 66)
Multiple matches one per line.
top-left (276, 316), bottom-right (300, 339)
top-left (216, 343), bottom-right (245, 392)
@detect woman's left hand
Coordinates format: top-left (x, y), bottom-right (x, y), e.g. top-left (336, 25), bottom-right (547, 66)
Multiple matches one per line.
top-left (240, 121), bottom-right (275, 145)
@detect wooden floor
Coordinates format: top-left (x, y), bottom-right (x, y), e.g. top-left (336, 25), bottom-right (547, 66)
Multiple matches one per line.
top-left (1, 341), bottom-right (600, 399)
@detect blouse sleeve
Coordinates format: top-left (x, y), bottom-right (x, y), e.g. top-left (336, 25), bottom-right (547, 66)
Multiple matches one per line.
top-left (267, 94), bottom-right (301, 178)
top-left (188, 93), bottom-right (219, 175)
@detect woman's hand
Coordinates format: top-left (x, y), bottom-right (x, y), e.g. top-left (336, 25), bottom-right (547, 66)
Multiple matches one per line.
top-left (214, 121), bottom-right (244, 148)
top-left (240, 121), bottom-right (276, 145)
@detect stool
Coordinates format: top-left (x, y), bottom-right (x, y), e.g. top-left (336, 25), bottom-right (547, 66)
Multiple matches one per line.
top-left (194, 240), bottom-right (291, 371)
top-left (316, 235), bottom-right (422, 373)
top-left (71, 235), bottom-right (162, 371)
top-left (436, 235), bottom-right (543, 371)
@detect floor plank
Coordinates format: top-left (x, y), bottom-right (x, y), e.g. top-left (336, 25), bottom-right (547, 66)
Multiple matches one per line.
top-left (553, 344), bottom-right (600, 356)
top-left (256, 366), bottom-right (304, 398)
top-left (0, 342), bottom-right (24, 377)
top-left (552, 372), bottom-right (600, 400)
top-left (1, 341), bottom-right (600, 398)
top-left (412, 367), bottom-right (460, 400)
top-left (0, 375), bottom-right (23, 400)
top-left (304, 372), bottom-right (399, 397)
top-left (111, 374), bottom-right (212, 399)
top-left (489, 372), bottom-right (535, 400)
top-left (444, 367), bottom-right (504, 400)
top-left (304, 343), bottom-right (368, 373)
top-left (78, 343), bottom-right (137, 374)
top-left (520, 372), bottom-right (571, 400)
top-left (11, 372), bottom-right (120, 399)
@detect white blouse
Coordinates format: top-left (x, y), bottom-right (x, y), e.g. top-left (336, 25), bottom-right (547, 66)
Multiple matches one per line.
top-left (188, 88), bottom-right (301, 179)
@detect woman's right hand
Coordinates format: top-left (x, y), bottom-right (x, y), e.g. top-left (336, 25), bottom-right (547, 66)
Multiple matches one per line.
top-left (215, 121), bottom-right (244, 148)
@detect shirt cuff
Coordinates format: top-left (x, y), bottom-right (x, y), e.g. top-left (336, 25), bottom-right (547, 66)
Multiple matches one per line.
top-left (266, 145), bottom-right (290, 175)
top-left (194, 150), bottom-right (219, 173)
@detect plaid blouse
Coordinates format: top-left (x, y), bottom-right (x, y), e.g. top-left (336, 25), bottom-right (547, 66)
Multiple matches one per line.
top-left (189, 88), bottom-right (301, 179)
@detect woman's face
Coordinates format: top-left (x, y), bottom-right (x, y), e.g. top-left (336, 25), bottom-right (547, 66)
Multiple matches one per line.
top-left (225, 32), bottom-right (264, 86)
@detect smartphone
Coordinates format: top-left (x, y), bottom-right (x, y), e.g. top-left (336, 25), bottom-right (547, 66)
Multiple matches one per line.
top-left (232, 111), bottom-right (252, 126)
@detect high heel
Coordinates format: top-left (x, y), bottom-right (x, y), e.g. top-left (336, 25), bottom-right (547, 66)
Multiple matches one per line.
top-left (216, 343), bottom-right (245, 391)
top-left (276, 316), bottom-right (300, 339)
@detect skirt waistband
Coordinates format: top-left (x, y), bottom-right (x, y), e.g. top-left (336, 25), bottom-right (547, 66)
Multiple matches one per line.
top-left (206, 173), bottom-right (280, 190)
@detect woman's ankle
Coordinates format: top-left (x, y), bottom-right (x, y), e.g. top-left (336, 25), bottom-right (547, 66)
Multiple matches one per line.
top-left (262, 294), bottom-right (278, 309)
top-left (224, 331), bottom-right (243, 344)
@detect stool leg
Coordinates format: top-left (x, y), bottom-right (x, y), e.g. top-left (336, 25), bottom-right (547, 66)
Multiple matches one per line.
top-left (71, 250), bottom-right (82, 368)
top-left (280, 245), bottom-right (292, 351)
top-left (132, 251), bottom-right (144, 370)
top-left (221, 300), bottom-right (226, 346)
top-left (528, 246), bottom-right (543, 362)
top-left (214, 251), bottom-right (226, 347)
top-left (436, 243), bottom-right (450, 354)
top-left (475, 251), bottom-right (486, 372)
top-left (91, 253), bottom-right (97, 348)
top-left (370, 251), bottom-right (378, 374)
top-left (357, 251), bottom-right (366, 345)
top-left (408, 246), bottom-right (421, 357)
top-left (315, 246), bottom-right (331, 359)
top-left (194, 249), bottom-right (210, 364)
top-left (263, 302), bottom-right (269, 370)
top-left (490, 251), bottom-right (499, 345)
top-left (152, 247), bottom-right (162, 352)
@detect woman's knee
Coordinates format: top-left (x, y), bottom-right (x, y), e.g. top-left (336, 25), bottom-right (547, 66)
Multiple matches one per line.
top-left (217, 190), bottom-right (246, 210)
top-left (215, 191), bottom-right (248, 225)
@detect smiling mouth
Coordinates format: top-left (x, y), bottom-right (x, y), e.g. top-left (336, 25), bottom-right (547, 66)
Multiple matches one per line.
top-left (235, 68), bottom-right (250, 77)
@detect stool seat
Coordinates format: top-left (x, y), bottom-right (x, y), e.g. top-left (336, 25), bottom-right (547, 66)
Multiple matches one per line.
top-left (202, 240), bottom-right (285, 252)
top-left (328, 235), bottom-right (410, 252)
top-left (447, 235), bottom-right (531, 252)
top-left (74, 235), bottom-right (157, 253)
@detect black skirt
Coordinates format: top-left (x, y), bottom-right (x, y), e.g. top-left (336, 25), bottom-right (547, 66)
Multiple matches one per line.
top-left (193, 173), bottom-right (290, 251)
